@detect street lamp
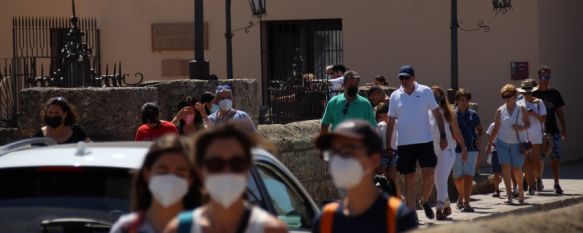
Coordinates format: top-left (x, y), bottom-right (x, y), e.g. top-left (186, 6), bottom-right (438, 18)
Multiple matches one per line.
top-left (449, 0), bottom-right (511, 98)
top-left (190, 0), bottom-right (209, 80)
top-left (225, 0), bottom-right (267, 79)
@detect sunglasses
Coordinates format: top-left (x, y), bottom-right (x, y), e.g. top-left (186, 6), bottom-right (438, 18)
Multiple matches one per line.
top-left (502, 94), bottom-right (515, 99)
top-left (342, 102), bottom-right (350, 115)
top-left (398, 76), bottom-right (412, 81)
top-left (203, 156), bottom-right (250, 173)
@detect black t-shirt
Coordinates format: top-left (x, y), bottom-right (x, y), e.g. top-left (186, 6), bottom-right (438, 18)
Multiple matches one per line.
top-left (533, 88), bottom-right (565, 134)
top-left (34, 124), bottom-right (88, 144)
top-left (311, 195), bottom-right (418, 233)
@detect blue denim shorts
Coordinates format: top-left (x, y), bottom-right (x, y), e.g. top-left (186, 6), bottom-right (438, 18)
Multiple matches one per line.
top-left (380, 150), bottom-right (398, 168)
top-left (454, 151), bottom-right (479, 178)
top-left (495, 139), bottom-right (524, 168)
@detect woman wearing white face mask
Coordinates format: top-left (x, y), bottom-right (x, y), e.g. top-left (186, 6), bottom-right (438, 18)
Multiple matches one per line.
top-left (204, 84), bottom-right (256, 132)
top-left (110, 134), bottom-right (202, 233)
top-left (165, 124), bottom-right (287, 233)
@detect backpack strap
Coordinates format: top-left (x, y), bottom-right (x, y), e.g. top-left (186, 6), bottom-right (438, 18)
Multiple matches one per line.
top-left (387, 197), bottom-right (401, 233)
top-left (319, 202), bottom-right (340, 233)
top-left (178, 211), bottom-right (194, 233)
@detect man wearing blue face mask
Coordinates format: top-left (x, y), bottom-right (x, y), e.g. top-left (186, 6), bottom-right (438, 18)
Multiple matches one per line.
top-left (205, 84), bottom-right (256, 132)
top-left (314, 119), bottom-right (418, 233)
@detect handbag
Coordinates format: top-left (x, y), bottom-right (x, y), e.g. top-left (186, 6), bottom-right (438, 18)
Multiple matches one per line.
top-left (514, 106), bottom-right (532, 154)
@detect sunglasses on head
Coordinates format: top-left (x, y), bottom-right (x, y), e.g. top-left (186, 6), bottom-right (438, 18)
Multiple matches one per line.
top-left (398, 76), bottom-right (412, 81)
top-left (203, 156), bottom-right (250, 173)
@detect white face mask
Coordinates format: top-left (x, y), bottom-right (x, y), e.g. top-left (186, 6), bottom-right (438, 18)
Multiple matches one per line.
top-left (329, 155), bottom-right (365, 189)
top-left (148, 174), bottom-right (189, 208)
top-left (218, 99), bottom-right (233, 111)
top-left (205, 173), bottom-right (247, 208)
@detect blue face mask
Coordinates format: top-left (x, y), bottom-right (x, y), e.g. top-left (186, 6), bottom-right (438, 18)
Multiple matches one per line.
top-left (210, 104), bottom-right (220, 114)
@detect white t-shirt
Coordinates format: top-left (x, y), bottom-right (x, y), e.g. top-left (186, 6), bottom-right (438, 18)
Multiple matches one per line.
top-left (388, 82), bottom-right (439, 146)
top-left (486, 122), bottom-right (497, 152)
top-left (429, 109), bottom-right (456, 154)
top-left (329, 76), bottom-right (344, 91)
top-left (517, 97), bottom-right (547, 139)
top-left (497, 104), bottom-right (527, 144)
top-left (377, 121), bottom-right (398, 150)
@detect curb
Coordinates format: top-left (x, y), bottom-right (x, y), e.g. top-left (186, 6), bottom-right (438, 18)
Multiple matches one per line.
top-left (473, 195), bottom-right (583, 221)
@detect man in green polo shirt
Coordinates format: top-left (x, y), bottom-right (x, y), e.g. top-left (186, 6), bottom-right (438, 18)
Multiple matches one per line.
top-left (321, 71), bottom-right (377, 135)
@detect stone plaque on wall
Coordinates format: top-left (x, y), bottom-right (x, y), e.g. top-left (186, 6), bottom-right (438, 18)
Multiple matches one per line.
top-left (151, 23), bottom-right (208, 51)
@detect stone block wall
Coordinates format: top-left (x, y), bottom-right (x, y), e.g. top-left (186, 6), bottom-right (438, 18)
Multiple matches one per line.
top-left (16, 79), bottom-right (258, 141)
top-left (257, 120), bottom-right (338, 204)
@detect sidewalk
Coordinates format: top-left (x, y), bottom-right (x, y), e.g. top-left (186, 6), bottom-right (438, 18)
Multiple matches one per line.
top-left (414, 159), bottom-right (583, 228)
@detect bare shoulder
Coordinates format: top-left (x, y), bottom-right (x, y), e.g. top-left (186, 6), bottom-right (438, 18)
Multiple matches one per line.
top-left (162, 217), bottom-right (179, 233)
top-left (262, 214), bottom-right (288, 233)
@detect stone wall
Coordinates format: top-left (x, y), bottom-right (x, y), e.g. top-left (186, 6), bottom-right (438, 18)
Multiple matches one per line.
top-left (0, 128), bottom-right (20, 146)
top-left (257, 120), bottom-right (337, 204)
top-left (16, 79), bottom-right (258, 141)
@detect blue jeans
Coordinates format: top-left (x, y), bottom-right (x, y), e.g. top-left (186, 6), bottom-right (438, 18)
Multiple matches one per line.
top-left (495, 139), bottom-right (524, 168)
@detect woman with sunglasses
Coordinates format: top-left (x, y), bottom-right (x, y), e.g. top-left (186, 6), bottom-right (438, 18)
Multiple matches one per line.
top-left (430, 86), bottom-right (468, 219)
top-left (517, 79), bottom-right (547, 195)
top-left (486, 84), bottom-right (531, 205)
top-left (33, 97), bottom-right (91, 144)
top-left (165, 124), bottom-right (287, 233)
top-left (110, 134), bottom-right (202, 233)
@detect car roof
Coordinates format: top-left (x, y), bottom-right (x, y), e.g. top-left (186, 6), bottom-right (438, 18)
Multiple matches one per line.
top-left (0, 141), bottom-right (281, 170)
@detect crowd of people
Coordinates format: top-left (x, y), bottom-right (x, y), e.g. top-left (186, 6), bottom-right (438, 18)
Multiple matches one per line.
top-left (31, 63), bottom-right (566, 232)
top-left (318, 64), bottom-right (567, 228)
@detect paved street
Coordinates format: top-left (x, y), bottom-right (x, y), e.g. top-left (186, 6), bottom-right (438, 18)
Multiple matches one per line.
top-left (415, 159), bottom-right (583, 228)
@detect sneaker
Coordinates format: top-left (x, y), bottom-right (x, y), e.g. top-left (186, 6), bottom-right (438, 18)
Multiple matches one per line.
top-left (528, 186), bottom-right (535, 196)
top-left (492, 190), bottom-right (500, 198)
top-left (554, 184), bottom-right (564, 195)
top-left (536, 179), bottom-right (544, 192)
top-left (462, 205), bottom-right (475, 212)
top-left (456, 200), bottom-right (464, 210)
top-left (443, 206), bottom-right (452, 217)
top-left (421, 201), bottom-right (435, 219)
top-left (513, 187), bottom-right (519, 198)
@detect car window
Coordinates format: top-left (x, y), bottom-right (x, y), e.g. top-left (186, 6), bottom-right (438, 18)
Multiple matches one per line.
top-left (0, 167), bottom-right (132, 233)
top-left (256, 163), bottom-right (315, 230)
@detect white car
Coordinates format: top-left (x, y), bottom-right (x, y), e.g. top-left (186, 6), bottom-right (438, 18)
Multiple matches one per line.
top-left (0, 138), bottom-right (319, 233)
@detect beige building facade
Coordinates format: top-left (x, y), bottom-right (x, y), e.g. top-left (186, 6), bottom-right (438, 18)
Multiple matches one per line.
top-left (1, 0), bottom-right (581, 161)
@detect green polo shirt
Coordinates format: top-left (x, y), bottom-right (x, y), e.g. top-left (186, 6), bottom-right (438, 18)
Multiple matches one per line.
top-left (321, 94), bottom-right (377, 130)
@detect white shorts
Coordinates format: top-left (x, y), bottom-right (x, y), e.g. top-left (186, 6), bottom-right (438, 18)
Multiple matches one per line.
top-left (527, 128), bottom-right (543, 144)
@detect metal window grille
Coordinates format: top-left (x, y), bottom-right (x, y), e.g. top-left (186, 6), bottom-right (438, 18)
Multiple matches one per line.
top-left (260, 19), bottom-right (343, 124)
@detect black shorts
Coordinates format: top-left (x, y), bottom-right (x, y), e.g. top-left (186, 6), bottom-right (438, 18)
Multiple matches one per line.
top-left (396, 142), bottom-right (437, 175)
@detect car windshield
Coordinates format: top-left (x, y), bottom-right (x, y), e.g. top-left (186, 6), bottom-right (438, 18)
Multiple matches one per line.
top-left (0, 167), bottom-right (132, 233)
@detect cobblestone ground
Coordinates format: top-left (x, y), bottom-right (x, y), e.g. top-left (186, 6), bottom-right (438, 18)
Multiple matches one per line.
top-left (413, 159), bottom-right (583, 229)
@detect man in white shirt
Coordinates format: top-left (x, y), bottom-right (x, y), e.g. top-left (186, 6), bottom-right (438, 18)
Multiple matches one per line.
top-left (386, 65), bottom-right (448, 220)
top-left (327, 64), bottom-right (346, 98)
